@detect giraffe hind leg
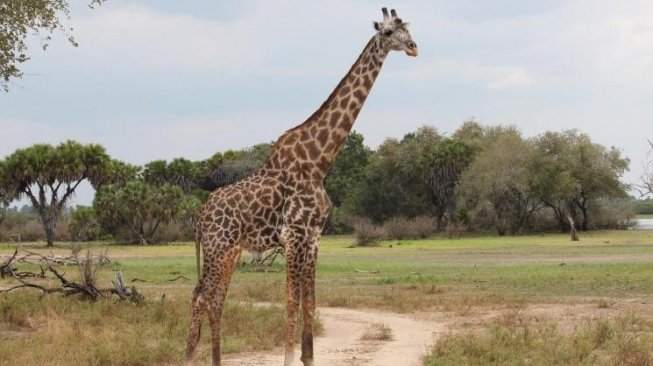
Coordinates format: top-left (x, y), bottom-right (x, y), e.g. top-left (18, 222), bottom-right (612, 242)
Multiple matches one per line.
top-left (205, 245), bottom-right (242, 366)
top-left (185, 284), bottom-right (205, 362)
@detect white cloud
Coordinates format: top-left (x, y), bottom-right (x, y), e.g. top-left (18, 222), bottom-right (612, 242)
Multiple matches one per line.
top-left (487, 69), bottom-right (535, 90)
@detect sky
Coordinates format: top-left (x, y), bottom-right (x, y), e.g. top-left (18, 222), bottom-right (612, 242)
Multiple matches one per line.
top-left (1, 0), bottom-right (652, 205)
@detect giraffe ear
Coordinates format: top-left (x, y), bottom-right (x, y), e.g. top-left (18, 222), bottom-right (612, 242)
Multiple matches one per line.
top-left (373, 21), bottom-right (381, 31)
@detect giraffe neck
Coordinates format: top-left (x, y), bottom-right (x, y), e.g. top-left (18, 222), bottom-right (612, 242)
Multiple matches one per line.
top-left (265, 35), bottom-right (389, 180)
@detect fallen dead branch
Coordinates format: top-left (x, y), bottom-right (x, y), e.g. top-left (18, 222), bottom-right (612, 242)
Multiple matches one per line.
top-left (0, 248), bottom-right (141, 303)
top-left (167, 275), bottom-right (190, 282)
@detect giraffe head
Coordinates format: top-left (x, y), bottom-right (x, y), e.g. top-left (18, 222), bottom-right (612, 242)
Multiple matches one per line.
top-left (373, 8), bottom-right (418, 57)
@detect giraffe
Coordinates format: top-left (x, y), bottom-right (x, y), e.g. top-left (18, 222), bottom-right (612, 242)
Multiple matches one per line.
top-left (185, 8), bottom-right (417, 366)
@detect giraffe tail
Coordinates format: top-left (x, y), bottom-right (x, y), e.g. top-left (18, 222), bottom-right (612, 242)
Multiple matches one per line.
top-left (195, 239), bottom-right (201, 281)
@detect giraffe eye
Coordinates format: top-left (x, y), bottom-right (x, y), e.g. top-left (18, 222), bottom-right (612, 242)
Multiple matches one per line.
top-left (383, 29), bottom-right (393, 37)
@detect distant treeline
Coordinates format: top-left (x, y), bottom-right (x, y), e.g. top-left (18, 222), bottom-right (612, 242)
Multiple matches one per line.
top-left (0, 121), bottom-right (641, 245)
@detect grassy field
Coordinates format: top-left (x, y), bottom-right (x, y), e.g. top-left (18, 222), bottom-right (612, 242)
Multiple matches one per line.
top-left (1, 230), bottom-right (653, 365)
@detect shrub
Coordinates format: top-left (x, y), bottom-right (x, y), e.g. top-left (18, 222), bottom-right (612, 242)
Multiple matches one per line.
top-left (444, 222), bottom-right (467, 238)
top-left (590, 198), bottom-right (637, 230)
top-left (68, 206), bottom-right (100, 242)
top-left (635, 199), bottom-right (653, 215)
top-left (323, 207), bottom-right (355, 235)
top-left (383, 216), bottom-right (437, 240)
top-left (16, 219), bottom-right (45, 242)
top-left (152, 222), bottom-right (191, 243)
top-left (425, 313), bottom-right (653, 366)
top-left (361, 322), bottom-right (393, 341)
top-left (54, 220), bottom-right (70, 241)
top-left (352, 217), bottom-right (384, 246)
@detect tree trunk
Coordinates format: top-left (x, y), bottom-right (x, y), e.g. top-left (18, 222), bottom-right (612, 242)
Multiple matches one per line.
top-left (567, 215), bottom-right (579, 241)
top-left (579, 204), bottom-right (589, 231)
top-left (43, 220), bottom-right (56, 247)
top-left (38, 210), bottom-right (56, 247)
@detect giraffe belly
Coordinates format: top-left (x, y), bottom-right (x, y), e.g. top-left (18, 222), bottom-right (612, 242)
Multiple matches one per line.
top-left (241, 216), bottom-right (283, 253)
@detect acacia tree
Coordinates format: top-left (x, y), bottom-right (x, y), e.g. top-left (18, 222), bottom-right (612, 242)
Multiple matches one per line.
top-left (0, 141), bottom-right (111, 246)
top-left (0, 0), bottom-right (105, 91)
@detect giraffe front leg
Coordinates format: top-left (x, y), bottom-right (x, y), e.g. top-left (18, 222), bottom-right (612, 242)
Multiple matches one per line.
top-left (284, 244), bottom-right (302, 366)
top-left (300, 240), bottom-right (318, 366)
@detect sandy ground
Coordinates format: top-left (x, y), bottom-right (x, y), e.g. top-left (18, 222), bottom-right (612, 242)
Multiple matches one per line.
top-left (222, 306), bottom-right (444, 366)
top-left (217, 298), bottom-right (653, 366)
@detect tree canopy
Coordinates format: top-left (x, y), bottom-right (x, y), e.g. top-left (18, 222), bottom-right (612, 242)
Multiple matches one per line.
top-left (0, 0), bottom-right (104, 91)
top-left (0, 140), bottom-right (111, 245)
top-left (0, 123), bottom-right (634, 244)
top-left (94, 181), bottom-right (187, 244)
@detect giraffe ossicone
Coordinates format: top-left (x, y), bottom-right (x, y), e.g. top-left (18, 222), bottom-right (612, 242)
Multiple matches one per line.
top-left (185, 8), bottom-right (417, 366)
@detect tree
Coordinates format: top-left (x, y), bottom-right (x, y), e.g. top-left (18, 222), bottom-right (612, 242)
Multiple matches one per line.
top-left (419, 138), bottom-right (474, 229)
top-left (101, 159), bottom-right (139, 187)
top-left (198, 143), bottom-right (271, 191)
top-left (0, 141), bottom-right (111, 246)
top-left (345, 127), bottom-right (441, 222)
top-left (143, 158), bottom-right (200, 194)
top-left (0, 168), bottom-right (9, 232)
top-left (323, 131), bottom-right (371, 232)
top-left (639, 139), bottom-right (653, 196)
top-left (457, 127), bottom-right (541, 235)
top-left (324, 131), bottom-right (372, 207)
top-left (0, 0), bottom-right (105, 91)
top-left (93, 181), bottom-right (185, 244)
top-left (68, 205), bottom-right (100, 241)
top-left (532, 130), bottom-right (630, 230)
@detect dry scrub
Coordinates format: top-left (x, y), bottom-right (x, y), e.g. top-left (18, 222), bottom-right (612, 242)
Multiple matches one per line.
top-left (425, 312), bottom-right (653, 366)
top-left (0, 292), bottom-right (321, 366)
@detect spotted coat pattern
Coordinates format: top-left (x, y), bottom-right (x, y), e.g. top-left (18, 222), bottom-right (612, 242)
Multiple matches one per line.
top-left (185, 9), bottom-right (417, 366)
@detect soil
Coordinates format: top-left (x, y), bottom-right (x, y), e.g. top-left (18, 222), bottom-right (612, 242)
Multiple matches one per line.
top-left (223, 306), bottom-right (445, 366)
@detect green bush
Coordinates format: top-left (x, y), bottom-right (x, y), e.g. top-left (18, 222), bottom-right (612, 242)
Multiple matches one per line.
top-left (635, 199), bottom-right (653, 215)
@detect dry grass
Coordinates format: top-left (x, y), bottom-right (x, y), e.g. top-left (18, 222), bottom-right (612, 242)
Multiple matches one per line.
top-left (0, 291), bottom-right (321, 366)
top-left (2, 230), bottom-right (653, 364)
top-left (424, 312), bottom-right (653, 366)
top-left (360, 322), bottom-right (393, 341)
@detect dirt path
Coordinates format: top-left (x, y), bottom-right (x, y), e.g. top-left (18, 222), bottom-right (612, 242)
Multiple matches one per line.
top-left (223, 306), bottom-right (444, 366)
